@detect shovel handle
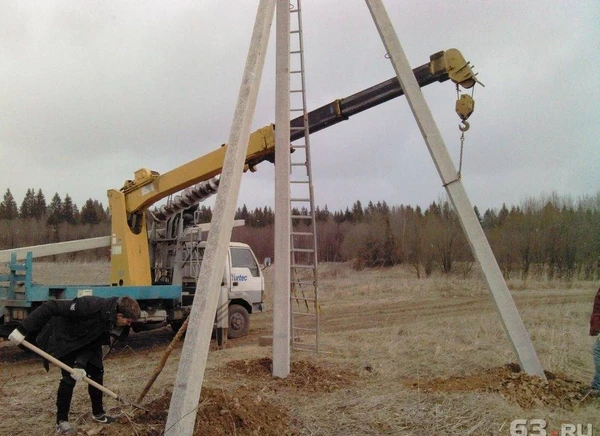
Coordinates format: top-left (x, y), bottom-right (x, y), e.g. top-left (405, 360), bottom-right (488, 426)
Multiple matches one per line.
top-left (20, 339), bottom-right (119, 400)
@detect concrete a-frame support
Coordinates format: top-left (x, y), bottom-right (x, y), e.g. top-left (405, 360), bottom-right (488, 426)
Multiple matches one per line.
top-left (273, 0), bottom-right (292, 378)
top-left (164, 2), bottom-right (276, 435)
top-left (364, 0), bottom-right (545, 379)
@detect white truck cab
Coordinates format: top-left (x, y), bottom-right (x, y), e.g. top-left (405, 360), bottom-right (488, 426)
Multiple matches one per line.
top-left (219, 242), bottom-right (265, 338)
top-left (156, 220), bottom-right (265, 340)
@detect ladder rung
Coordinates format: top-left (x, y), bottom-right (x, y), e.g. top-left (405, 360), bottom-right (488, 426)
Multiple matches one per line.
top-left (292, 345), bottom-right (317, 352)
top-left (291, 248), bottom-right (314, 253)
top-left (290, 50), bottom-right (301, 54)
top-left (292, 344), bottom-right (317, 349)
top-left (292, 325), bottom-right (318, 330)
top-left (290, 70), bottom-right (303, 74)
top-left (290, 108), bottom-right (304, 112)
top-left (290, 30), bottom-right (300, 34)
top-left (290, 126), bottom-right (305, 130)
top-left (292, 343), bottom-right (317, 349)
top-left (290, 89), bottom-right (303, 93)
top-left (291, 263), bottom-right (314, 268)
top-left (292, 280), bottom-right (315, 285)
top-left (290, 9), bottom-right (299, 14)
top-left (292, 144), bottom-right (306, 148)
top-left (291, 198), bottom-right (310, 202)
top-left (291, 231), bottom-right (313, 236)
top-left (291, 215), bottom-right (312, 220)
top-left (291, 162), bottom-right (306, 167)
top-left (292, 296), bottom-right (317, 302)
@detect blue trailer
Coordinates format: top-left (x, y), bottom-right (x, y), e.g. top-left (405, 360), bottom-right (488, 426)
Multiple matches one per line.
top-left (1, 239), bottom-right (266, 341)
top-left (0, 252), bottom-right (180, 338)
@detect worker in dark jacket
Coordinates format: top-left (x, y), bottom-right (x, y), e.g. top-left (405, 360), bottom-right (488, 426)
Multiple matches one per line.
top-left (8, 296), bottom-right (141, 435)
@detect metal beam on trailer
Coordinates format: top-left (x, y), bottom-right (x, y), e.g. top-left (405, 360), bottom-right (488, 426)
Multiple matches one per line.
top-left (0, 219), bottom-right (245, 265)
top-left (364, 0), bottom-right (545, 379)
top-left (0, 236), bottom-right (111, 263)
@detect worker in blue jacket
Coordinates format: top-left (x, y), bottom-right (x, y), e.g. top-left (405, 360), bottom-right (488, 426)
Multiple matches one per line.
top-left (9, 296), bottom-right (141, 435)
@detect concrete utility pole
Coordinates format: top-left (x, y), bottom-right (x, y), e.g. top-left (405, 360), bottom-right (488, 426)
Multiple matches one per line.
top-left (273, 0), bottom-right (292, 378)
top-left (364, 0), bottom-right (546, 379)
top-left (164, 2), bottom-right (276, 435)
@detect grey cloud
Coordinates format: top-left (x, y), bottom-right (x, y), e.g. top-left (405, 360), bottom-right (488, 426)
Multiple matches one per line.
top-left (0, 0), bottom-right (598, 214)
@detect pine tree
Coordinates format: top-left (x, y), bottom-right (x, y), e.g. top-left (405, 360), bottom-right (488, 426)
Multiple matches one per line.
top-left (20, 188), bottom-right (36, 218)
top-left (352, 200), bottom-right (364, 222)
top-left (239, 204), bottom-right (249, 221)
top-left (0, 188), bottom-right (19, 220)
top-left (80, 199), bottom-right (99, 225)
top-left (62, 194), bottom-right (77, 224)
top-left (93, 200), bottom-right (107, 222)
top-left (47, 193), bottom-right (63, 225)
top-left (33, 189), bottom-right (47, 220)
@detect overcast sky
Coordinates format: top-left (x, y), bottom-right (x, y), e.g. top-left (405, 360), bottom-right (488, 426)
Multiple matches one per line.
top-left (1, 1), bottom-right (598, 215)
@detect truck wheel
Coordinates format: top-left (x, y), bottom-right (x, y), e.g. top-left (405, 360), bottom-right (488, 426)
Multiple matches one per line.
top-left (170, 320), bottom-right (184, 334)
top-left (228, 305), bottom-right (249, 339)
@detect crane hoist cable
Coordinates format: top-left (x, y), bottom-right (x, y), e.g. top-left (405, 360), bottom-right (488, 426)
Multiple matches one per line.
top-left (454, 82), bottom-right (477, 180)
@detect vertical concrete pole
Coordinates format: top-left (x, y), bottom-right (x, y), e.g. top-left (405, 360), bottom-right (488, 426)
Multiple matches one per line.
top-left (364, 0), bottom-right (546, 379)
top-left (164, 2), bottom-right (276, 435)
top-left (273, 0), bottom-right (292, 378)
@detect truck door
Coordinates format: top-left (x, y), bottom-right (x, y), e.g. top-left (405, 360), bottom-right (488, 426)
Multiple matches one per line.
top-left (214, 260), bottom-right (230, 345)
top-left (229, 246), bottom-right (262, 306)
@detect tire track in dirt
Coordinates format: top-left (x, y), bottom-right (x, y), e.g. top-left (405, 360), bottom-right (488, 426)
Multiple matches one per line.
top-left (317, 291), bottom-right (588, 333)
top-left (0, 290), bottom-right (588, 363)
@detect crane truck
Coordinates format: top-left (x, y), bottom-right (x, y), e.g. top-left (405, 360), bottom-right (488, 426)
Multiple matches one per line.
top-left (0, 49), bottom-right (480, 342)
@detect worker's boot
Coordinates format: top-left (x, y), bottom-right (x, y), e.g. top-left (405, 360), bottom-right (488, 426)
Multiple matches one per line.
top-left (55, 421), bottom-right (75, 435)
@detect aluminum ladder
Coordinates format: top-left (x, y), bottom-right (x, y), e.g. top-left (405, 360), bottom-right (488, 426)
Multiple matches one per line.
top-left (288, 0), bottom-right (320, 353)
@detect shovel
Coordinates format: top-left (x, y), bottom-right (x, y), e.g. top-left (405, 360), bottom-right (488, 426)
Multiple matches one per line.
top-left (20, 339), bottom-right (149, 412)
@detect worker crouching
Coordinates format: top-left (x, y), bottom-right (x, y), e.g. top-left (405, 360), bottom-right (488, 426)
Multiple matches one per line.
top-left (9, 296), bottom-right (141, 435)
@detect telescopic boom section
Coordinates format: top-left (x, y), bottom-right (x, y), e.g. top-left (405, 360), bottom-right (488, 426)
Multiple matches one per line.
top-left (289, 48), bottom-right (479, 142)
top-left (108, 49), bottom-right (479, 286)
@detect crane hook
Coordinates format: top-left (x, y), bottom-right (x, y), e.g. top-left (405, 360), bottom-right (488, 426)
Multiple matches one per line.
top-left (459, 120), bottom-right (470, 132)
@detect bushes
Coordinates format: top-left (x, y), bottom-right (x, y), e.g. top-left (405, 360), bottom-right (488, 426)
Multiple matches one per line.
top-left (342, 215), bottom-right (402, 269)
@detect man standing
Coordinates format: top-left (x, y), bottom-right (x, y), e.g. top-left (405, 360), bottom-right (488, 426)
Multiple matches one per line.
top-left (8, 295), bottom-right (141, 435)
top-left (589, 287), bottom-right (600, 395)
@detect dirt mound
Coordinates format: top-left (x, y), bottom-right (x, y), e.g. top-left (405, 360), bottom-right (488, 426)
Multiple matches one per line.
top-left (226, 357), bottom-right (357, 393)
top-left (490, 368), bottom-right (589, 410)
top-left (90, 358), bottom-right (352, 435)
top-left (130, 387), bottom-right (293, 436)
top-left (406, 363), bottom-right (590, 410)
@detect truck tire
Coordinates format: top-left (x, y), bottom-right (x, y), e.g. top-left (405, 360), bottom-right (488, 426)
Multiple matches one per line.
top-left (170, 320), bottom-right (185, 335)
top-left (228, 304), bottom-right (249, 339)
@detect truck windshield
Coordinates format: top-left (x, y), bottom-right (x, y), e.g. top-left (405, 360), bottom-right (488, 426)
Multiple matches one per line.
top-left (230, 248), bottom-right (259, 277)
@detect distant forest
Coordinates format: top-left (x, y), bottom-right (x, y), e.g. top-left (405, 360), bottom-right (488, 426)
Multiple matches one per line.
top-left (0, 188), bottom-right (599, 281)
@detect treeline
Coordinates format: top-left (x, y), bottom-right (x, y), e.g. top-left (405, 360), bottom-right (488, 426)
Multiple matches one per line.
top-left (0, 188), bottom-right (107, 225)
top-left (1, 187), bottom-right (599, 281)
top-left (0, 188), bottom-right (110, 258)
top-left (233, 194), bottom-right (600, 281)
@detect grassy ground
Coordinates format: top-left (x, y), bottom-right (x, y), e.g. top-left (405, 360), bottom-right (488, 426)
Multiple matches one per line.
top-left (1, 261), bottom-right (598, 435)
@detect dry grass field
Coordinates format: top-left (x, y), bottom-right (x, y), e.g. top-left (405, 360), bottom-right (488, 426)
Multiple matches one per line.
top-left (1, 261), bottom-right (599, 435)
